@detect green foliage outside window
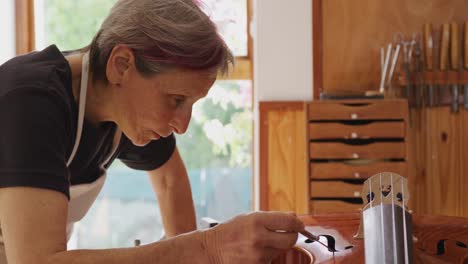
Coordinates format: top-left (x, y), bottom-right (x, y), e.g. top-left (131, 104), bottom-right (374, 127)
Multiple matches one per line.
top-left (43, 0), bottom-right (115, 50)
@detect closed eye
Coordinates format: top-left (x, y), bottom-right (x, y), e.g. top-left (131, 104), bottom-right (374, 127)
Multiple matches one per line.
top-left (174, 96), bottom-right (186, 107)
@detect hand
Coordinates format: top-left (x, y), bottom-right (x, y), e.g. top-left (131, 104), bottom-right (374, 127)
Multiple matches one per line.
top-left (202, 211), bottom-right (304, 264)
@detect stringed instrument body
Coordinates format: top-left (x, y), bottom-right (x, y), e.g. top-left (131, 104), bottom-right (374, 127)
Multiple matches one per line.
top-left (273, 172), bottom-right (468, 264)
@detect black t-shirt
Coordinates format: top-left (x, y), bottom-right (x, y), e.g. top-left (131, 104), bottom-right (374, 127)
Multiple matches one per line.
top-left (0, 45), bottom-right (176, 199)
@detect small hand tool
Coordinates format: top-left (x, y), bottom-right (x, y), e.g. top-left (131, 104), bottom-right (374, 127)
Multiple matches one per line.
top-left (414, 36), bottom-right (424, 108)
top-left (387, 44), bottom-right (401, 94)
top-left (450, 22), bottom-right (460, 113)
top-left (424, 23), bottom-right (435, 106)
top-left (398, 33), bottom-right (416, 126)
top-left (440, 23), bottom-right (450, 106)
top-left (379, 43), bottom-right (393, 93)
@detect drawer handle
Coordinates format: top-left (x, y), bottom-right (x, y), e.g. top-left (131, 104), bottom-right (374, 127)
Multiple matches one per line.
top-left (351, 113), bottom-right (358, 119)
top-left (352, 153), bottom-right (360, 159)
top-left (353, 191), bottom-right (361, 197)
top-left (353, 172), bottom-right (361, 178)
top-left (350, 132), bottom-right (358, 139)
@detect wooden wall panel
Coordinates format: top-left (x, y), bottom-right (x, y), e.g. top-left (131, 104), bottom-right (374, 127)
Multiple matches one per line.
top-left (314, 0), bottom-right (468, 95)
top-left (410, 107), bottom-right (464, 217)
top-left (259, 102), bottom-right (308, 214)
top-left (461, 110), bottom-right (468, 217)
top-left (409, 107), bottom-right (434, 214)
top-left (424, 108), bottom-right (461, 216)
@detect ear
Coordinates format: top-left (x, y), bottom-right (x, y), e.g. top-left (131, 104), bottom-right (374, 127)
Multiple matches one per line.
top-left (106, 45), bottom-right (135, 85)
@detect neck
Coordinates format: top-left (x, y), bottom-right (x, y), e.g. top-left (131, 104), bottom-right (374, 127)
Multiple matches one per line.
top-left (65, 53), bottom-right (114, 125)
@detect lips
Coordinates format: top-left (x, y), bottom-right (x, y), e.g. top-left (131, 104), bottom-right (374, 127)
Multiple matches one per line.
top-left (151, 131), bottom-right (161, 140)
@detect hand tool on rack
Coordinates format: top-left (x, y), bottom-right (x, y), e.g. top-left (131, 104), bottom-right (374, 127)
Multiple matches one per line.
top-left (450, 22), bottom-right (460, 113)
top-left (387, 44), bottom-right (401, 94)
top-left (464, 21), bottom-right (468, 109)
top-left (424, 23), bottom-right (435, 106)
top-left (414, 35), bottom-right (424, 108)
top-left (381, 47), bottom-right (385, 74)
top-left (432, 24), bottom-right (442, 105)
top-left (379, 43), bottom-right (392, 93)
top-left (398, 32), bottom-right (416, 126)
top-left (440, 23), bottom-right (450, 107)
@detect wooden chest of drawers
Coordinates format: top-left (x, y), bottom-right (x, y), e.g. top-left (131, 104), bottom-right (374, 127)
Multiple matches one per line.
top-left (308, 99), bottom-right (409, 214)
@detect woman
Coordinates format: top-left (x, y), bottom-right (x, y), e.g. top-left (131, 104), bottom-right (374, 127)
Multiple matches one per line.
top-left (0, 0), bottom-right (304, 263)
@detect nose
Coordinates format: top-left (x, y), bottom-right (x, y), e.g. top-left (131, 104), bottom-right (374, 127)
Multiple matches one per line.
top-left (171, 107), bottom-right (192, 134)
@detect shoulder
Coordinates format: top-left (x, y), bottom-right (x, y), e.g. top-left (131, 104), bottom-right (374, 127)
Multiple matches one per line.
top-left (0, 45), bottom-right (73, 101)
top-left (0, 45), bottom-right (76, 130)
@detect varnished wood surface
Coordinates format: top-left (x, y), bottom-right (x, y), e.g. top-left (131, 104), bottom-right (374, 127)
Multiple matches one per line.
top-left (273, 213), bottom-right (468, 264)
top-left (313, 0), bottom-right (468, 95)
top-left (259, 101), bottom-right (309, 214)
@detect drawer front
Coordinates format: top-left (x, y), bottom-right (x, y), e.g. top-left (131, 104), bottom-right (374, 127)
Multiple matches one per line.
top-left (310, 161), bottom-right (407, 180)
top-left (310, 181), bottom-right (363, 198)
top-left (308, 100), bottom-right (408, 121)
top-left (310, 200), bottom-right (362, 214)
top-left (309, 142), bottom-right (406, 159)
top-left (309, 122), bottom-right (405, 140)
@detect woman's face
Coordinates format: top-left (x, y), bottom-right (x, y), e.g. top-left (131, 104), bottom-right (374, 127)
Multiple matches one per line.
top-left (113, 64), bottom-right (215, 147)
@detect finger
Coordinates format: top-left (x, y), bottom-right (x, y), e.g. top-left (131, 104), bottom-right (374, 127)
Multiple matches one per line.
top-left (262, 230), bottom-right (299, 250)
top-left (259, 211), bottom-right (304, 233)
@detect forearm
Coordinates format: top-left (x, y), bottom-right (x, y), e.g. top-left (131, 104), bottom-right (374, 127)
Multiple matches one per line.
top-left (156, 172), bottom-right (197, 237)
top-left (47, 230), bottom-right (210, 264)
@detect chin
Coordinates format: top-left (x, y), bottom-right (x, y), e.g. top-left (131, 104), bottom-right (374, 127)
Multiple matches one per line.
top-left (129, 134), bottom-right (151, 147)
top-left (132, 139), bottom-right (151, 147)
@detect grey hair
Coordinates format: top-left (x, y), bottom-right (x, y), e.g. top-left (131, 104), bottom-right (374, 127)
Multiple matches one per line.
top-left (85, 0), bottom-right (234, 82)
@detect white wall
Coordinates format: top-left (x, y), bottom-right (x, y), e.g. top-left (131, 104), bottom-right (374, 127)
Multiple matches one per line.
top-left (252, 0), bottom-right (313, 210)
top-left (0, 0), bottom-right (15, 64)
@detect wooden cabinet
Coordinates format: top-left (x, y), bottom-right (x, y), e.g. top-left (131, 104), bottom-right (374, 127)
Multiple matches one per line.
top-left (259, 102), bottom-right (308, 214)
top-left (259, 99), bottom-right (466, 217)
top-left (308, 99), bottom-right (409, 214)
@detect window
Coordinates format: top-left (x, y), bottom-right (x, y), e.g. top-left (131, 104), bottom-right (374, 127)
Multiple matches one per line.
top-left (0, 0), bottom-right (16, 63)
top-left (33, 0), bottom-right (253, 248)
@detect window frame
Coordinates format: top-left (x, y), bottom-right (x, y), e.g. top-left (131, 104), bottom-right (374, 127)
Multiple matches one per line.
top-left (15, 0), bottom-right (35, 55)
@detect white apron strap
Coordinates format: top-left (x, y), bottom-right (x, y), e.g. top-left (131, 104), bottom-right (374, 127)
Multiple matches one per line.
top-left (66, 52), bottom-right (89, 167)
top-left (65, 51), bottom-right (122, 240)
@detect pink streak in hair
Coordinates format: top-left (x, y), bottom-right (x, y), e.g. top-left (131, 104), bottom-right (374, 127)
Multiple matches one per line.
top-left (192, 0), bottom-right (203, 7)
top-left (133, 36), bottom-right (225, 70)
